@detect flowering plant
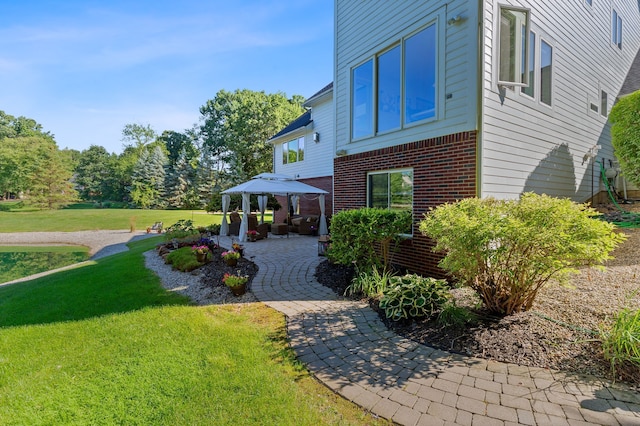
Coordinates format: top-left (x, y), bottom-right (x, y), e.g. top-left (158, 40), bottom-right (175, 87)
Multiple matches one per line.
top-left (221, 250), bottom-right (240, 260)
top-left (232, 242), bottom-right (243, 251)
top-left (246, 230), bottom-right (258, 236)
top-left (222, 272), bottom-right (248, 287)
top-left (192, 245), bottom-right (210, 255)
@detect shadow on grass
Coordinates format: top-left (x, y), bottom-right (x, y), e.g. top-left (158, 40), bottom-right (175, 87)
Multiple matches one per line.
top-left (0, 238), bottom-right (191, 328)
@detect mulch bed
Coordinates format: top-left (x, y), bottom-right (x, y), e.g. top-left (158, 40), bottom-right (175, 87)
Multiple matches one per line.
top-left (315, 206), bottom-right (640, 389)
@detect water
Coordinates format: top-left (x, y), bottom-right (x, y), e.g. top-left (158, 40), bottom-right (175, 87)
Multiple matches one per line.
top-left (0, 247), bottom-right (89, 284)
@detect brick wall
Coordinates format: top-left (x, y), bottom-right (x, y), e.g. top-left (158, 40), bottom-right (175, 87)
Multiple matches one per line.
top-left (333, 131), bottom-right (477, 277)
top-left (273, 176), bottom-right (333, 223)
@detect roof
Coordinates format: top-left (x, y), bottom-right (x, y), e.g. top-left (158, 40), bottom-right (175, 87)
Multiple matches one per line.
top-left (619, 48), bottom-right (640, 98)
top-left (303, 82), bottom-right (333, 107)
top-left (268, 110), bottom-right (312, 141)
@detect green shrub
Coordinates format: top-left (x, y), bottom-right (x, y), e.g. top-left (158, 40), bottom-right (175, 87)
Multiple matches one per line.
top-left (328, 208), bottom-right (411, 273)
top-left (379, 274), bottom-right (450, 321)
top-left (345, 266), bottom-right (393, 298)
top-left (610, 90), bottom-right (640, 188)
top-left (601, 308), bottom-right (640, 380)
top-left (165, 247), bottom-right (202, 272)
top-left (164, 219), bottom-right (200, 241)
top-left (437, 301), bottom-right (477, 328)
top-left (419, 193), bottom-right (626, 315)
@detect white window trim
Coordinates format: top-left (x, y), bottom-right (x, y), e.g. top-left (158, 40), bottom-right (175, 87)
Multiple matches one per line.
top-left (496, 4), bottom-right (531, 88)
top-left (611, 6), bottom-right (623, 50)
top-left (516, 27), bottom-right (555, 114)
top-left (366, 168), bottom-right (414, 237)
top-left (348, 8), bottom-right (445, 143)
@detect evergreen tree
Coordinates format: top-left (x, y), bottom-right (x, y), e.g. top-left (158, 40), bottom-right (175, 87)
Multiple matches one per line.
top-left (165, 148), bottom-right (192, 208)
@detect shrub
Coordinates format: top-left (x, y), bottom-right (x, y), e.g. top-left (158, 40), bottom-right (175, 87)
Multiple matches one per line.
top-left (610, 90), bottom-right (640, 188)
top-left (165, 247), bottom-right (202, 272)
top-left (601, 308), bottom-right (640, 380)
top-left (345, 266), bottom-right (393, 298)
top-left (379, 274), bottom-right (450, 321)
top-left (437, 301), bottom-right (477, 328)
top-left (419, 193), bottom-right (626, 315)
top-left (328, 208), bottom-right (411, 273)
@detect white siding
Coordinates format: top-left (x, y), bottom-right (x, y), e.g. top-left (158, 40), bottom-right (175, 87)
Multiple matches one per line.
top-left (273, 96), bottom-right (334, 179)
top-left (334, 0), bottom-right (479, 155)
top-left (481, 0), bottom-right (640, 201)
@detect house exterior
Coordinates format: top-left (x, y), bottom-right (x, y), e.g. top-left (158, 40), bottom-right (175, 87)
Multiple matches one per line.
top-left (330, 0), bottom-right (640, 276)
top-left (269, 83), bottom-right (334, 222)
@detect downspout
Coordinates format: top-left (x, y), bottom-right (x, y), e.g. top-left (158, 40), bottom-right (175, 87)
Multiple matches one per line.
top-left (475, 0), bottom-right (484, 198)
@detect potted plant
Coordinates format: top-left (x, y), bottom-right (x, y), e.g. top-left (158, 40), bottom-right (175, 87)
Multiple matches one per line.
top-left (221, 250), bottom-right (240, 266)
top-left (192, 245), bottom-right (210, 263)
top-left (232, 242), bottom-right (244, 257)
top-left (222, 272), bottom-right (249, 296)
top-left (246, 229), bottom-right (258, 242)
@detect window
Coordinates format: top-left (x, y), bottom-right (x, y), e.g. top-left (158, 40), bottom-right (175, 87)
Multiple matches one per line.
top-left (612, 9), bottom-right (622, 49)
top-left (282, 137), bottom-right (304, 164)
top-left (498, 6), bottom-right (531, 86)
top-left (368, 169), bottom-right (413, 235)
top-left (368, 169), bottom-right (413, 211)
top-left (351, 22), bottom-right (438, 140)
top-left (540, 40), bottom-right (553, 106)
top-left (404, 24), bottom-right (437, 124)
top-left (377, 46), bottom-right (401, 133)
top-left (352, 60), bottom-right (374, 139)
top-left (521, 30), bottom-right (535, 97)
top-left (601, 90), bottom-right (608, 117)
top-left (585, 0), bottom-right (593, 6)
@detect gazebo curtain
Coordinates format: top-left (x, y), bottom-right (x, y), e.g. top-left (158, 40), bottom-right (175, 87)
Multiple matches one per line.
top-left (239, 193), bottom-right (251, 242)
top-left (318, 194), bottom-right (328, 235)
top-left (257, 195), bottom-right (268, 224)
top-left (220, 194), bottom-right (231, 236)
top-left (291, 195), bottom-right (300, 215)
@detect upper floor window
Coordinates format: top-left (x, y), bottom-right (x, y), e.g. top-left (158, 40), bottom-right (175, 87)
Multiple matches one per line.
top-left (282, 137), bottom-right (304, 164)
top-left (540, 40), bottom-right (553, 106)
top-left (601, 90), bottom-right (608, 117)
top-left (521, 30), bottom-right (536, 97)
top-left (351, 22), bottom-right (437, 140)
top-left (585, 0), bottom-right (593, 6)
top-left (612, 9), bottom-right (622, 49)
top-left (498, 6), bottom-right (531, 86)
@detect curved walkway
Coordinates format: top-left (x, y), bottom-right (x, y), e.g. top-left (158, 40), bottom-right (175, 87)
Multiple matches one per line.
top-left (231, 234), bottom-right (640, 426)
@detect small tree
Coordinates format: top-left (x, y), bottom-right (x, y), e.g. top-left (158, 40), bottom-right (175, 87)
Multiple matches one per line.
top-left (610, 90), bottom-right (640, 187)
top-left (419, 193), bottom-right (626, 315)
top-left (328, 208), bottom-right (412, 273)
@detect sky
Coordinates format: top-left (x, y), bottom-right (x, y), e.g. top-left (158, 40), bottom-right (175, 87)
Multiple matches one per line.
top-left (0, 0), bottom-right (334, 154)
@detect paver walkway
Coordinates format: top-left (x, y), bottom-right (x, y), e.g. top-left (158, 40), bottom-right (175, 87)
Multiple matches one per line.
top-left (230, 234), bottom-right (640, 426)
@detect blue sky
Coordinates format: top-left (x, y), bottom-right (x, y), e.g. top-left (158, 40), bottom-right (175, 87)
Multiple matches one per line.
top-left (0, 1), bottom-right (333, 154)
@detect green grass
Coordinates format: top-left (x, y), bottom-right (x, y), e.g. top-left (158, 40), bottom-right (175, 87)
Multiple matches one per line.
top-left (0, 245), bottom-right (89, 284)
top-left (0, 238), bottom-right (387, 425)
top-left (0, 205), bottom-right (273, 232)
top-left (0, 208), bottom-right (219, 232)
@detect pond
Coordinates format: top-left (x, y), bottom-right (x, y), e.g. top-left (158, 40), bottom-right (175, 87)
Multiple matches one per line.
top-left (0, 246), bottom-right (90, 284)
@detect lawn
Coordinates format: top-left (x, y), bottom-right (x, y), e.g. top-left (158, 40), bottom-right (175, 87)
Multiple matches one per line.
top-left (0, 245), bottom-right (89, 284)
top-left (0, 204), bottom-right (273, 232)
top-left (0, 237), bottom-right (385, 425)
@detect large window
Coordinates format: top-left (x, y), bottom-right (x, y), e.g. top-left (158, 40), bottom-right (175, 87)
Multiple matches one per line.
top-left (352, 60), bottom-right (374, 139)
top-left (368, 169), bottom-right (413, 212)
top-left (282, 137), bottom-right (304, 164)
top-left (498, 6), bottom-right (531, 86)
top-left (612, 9), bottom-right (623, 49)
top-left (351, 22), bottom-right (437, 140)
top-left (601, 90), bottom-right (608, 117)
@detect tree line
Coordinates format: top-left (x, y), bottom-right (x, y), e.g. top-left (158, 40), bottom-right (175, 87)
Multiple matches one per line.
top-left (0, 89), bottom-right (304, 209)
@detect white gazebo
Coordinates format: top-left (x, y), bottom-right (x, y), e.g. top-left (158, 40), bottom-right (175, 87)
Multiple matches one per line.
top-left (220, 173), bottom-right (329, 242)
